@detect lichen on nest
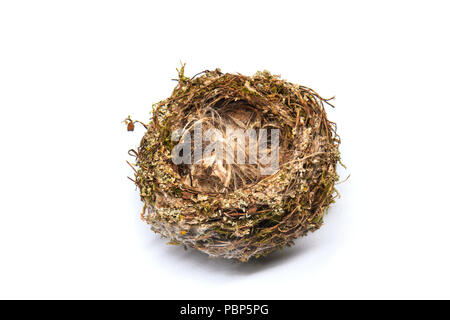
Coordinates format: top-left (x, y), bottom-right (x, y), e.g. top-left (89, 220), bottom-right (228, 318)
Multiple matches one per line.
top-left (126, 65), bottom-right (341, 262)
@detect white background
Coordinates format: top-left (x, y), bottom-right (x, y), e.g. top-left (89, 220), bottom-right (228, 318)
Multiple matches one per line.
top-left (0, 1), bottom-right (449, 299)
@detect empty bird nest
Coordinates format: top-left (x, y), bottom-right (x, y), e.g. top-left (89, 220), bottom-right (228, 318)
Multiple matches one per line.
top-left (126, 65), bottom-right (341, 261)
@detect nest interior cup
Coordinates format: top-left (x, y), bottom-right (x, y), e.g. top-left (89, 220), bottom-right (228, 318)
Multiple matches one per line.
top-left (131, 66), bottom-right (341, 262)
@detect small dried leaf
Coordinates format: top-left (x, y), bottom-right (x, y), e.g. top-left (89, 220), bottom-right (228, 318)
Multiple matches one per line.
top-left (182, 192), bottom-right (192, 200)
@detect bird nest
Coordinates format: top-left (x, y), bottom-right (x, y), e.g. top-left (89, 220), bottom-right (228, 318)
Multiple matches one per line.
top-left (127, 65), bottom-right (341, 261)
